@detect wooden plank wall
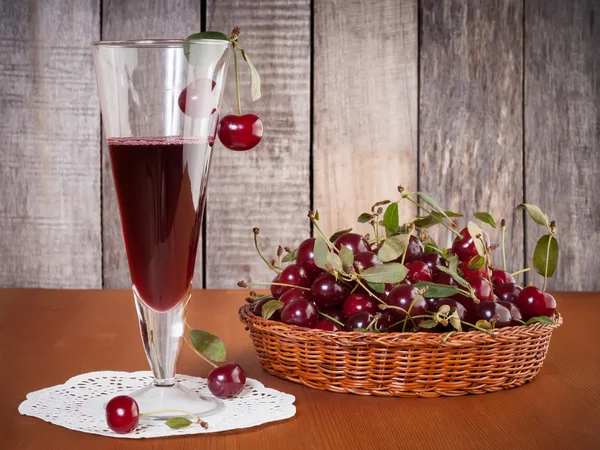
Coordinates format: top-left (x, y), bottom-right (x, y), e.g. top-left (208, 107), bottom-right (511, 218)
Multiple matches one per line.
top-left (1, 0), bottom-right (599, 291)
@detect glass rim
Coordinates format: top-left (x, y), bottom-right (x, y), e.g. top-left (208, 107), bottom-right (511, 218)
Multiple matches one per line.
top-left (91, 38), bottom-right (230, 48)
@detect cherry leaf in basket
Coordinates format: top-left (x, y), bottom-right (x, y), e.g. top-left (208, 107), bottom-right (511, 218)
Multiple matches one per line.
top-left (338, 245), bottom-right (354, 268)
top-left (165, 417), bottom-right (193, 430)
top-left (367, 281), bottom-right (386, 293)
top-left (377, 233), bottom-right (411, 262)
top-left (261, 300), bottom-right (284, 320)
top-left (371, 199), bottom-right (391, 212)
top-left (474, 319), bottom-right (493, 331)
top-left (436, 265), bottom-right (470, 290)
top-left (189, 330), bottom-right (226, 362)
top-left (467, 255), bottom-right (486, 271)
top-left (281, 248), bottom-right (297, 263)
top-left (326, 252), bottom-right (345, 274)
top-left (448, 310), bottom-right (462, 332)
top-left (516, 203), bottom-right (551, 231)
top-left (357, 212), bottom-right (374, 223)
top-left (413, 281), bottom-right (460, 298)
top-left (444, 253), bottom-right (459, 273)
top-left (474, 211), bottom-right (497, 228)
top-left (359, 263), bottom-right (408, 284)
top-left (525, 316), bottom-right (555, 325)
top-left (383, 202), bottom-right (399, 236)
top-left (467, 221), bottom-right (486, 257)
top-left (313, 236), bottom-right (330, 270)
top-left (418, 319), bottom-right (437, 329)
top-left (328, 228), bottom-right (353, 243)
top-left (533, 234), bottom-right (559, 278)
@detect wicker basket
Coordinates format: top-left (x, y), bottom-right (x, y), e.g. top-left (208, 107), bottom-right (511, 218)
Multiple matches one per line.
top-left (239, 304), bottom-right (562, 397)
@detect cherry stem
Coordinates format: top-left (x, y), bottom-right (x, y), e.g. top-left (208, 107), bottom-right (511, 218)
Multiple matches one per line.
top-left (240, 281), bottom-right (311, 291)
top-left (402, 293), bottom-right (424, 332)
top-left (354, 278), bottom-right (386, 304)
top-left (230, 35), bottom-right (242, 115)
top-left (309, 214), bottom-right (338, 252)
top-left (403, 195), bottom-right (461, 238)
top-left (253, 230), bottom-right (281, 274)
top-left (511, 267), bottom-right (532, 276)
top-left (319, 312), bottom-right (345, 327)
top-left (183, 332), bottom-right (218, 369)
top-left (501, 220), bottom-right (507, 271)
top-left (460, 320), bottom-right (493, 334)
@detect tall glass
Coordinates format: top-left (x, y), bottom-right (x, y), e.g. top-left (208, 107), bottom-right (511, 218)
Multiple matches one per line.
top-left (92, 39), bottom-right (230, 420)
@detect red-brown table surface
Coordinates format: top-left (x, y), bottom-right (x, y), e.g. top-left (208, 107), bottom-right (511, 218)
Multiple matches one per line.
top-left (0, 289), bottom-right (598, 449)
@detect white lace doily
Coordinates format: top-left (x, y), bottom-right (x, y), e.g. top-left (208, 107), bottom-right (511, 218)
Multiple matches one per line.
top-left (18, 371), bottom-right (296, 439)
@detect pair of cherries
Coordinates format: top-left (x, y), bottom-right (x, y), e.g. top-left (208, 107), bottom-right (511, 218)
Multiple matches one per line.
top-left (178, 79), bottom-right (263, 151)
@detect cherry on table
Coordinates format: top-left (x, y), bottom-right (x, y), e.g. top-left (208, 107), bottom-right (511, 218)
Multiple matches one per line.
top-left (105, 395), bottom-right (139, 434)
top-left (344, 311), bottom-right (375, 331)
top-left (404, 260), bottom-right (433, 283)
top-left (295, 238), bottom-right (322, 279)
top-left (333, 233), bottom-right (370, 255)
top-left (451, 227), bottom-right (490, 262)
top-left (342, 292), bottom-right (378, 317)
top-left (494, 282), bottom-right (523, 303)
top-left (280, 297), bottom-right (319, 328)
top-left (490, 270), bottom-right (515, 287)
top-left (475, 302), bottom-right (511, 328)
top-left (270, 264), bottom-right (311, 299)
top-left (310, 272), bottom-right (350, 308)
top-left (207, 363), bottom-right (246, 398)
top-left (217, 114), bottom-right (263, 151)
top-left (466, 275), bottom-right (493, 302)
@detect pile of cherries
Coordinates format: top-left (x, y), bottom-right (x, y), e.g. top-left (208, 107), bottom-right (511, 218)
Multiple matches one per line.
top-left (251, 228), bottom-right (557, 333)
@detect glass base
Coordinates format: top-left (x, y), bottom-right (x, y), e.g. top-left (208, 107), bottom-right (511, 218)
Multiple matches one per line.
top-left (130, 381), bottom-right (224, 422)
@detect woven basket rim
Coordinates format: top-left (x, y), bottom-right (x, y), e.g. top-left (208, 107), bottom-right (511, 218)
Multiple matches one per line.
top-left (239, 303), bottom-right (562, 348)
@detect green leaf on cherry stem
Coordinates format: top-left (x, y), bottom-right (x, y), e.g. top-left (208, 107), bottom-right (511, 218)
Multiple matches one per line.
top-left (187, 31), bottom-right (230, 41)
top-left (371, 200), bottom-right (391, 212)
top-left (475, 319), bottom-right (493, 331)
top-left (367, 281), bottom-right (386, 293)
top-left (412, 192), bottom-right (451, 220)
top-left (326, 252), bottom-right (345, 274)
top-left (444, 210), bottom-right (464, 218)
top-left (313, 236), bottom-right (329, 270)
top-left (436, 265), bottom-right (470, 290)
top-left (240, 48), bottom-right (261, 101)
top-left (467, 255), bottom-right (485, 271)
top-left (467, 221), bottom-right (486, 257)
top-left (165, 417), bottom-right (193, 429)
top-left (397, 223), bottom-right (411, 234)
top-left (184, 32), bottom-right (230, 66)
top-left (533, 234), bottom-right (559, 278)
top-left (474, 212), bottom-right (497, 228)
top-left (281, 249), bottom-right (297, 263)
top-left (338, 245), bottom-right (354, 268)
top-left (357, 212), bottom-right (373, 223)
top-left (377, 233), bottom-right (410, 262)
top-left (516, 203), bottom-right (551, 231)
top-left (360, 263), bottom-right (408, 284)
top-left (414, 281), bottom-right (460, 298)
top-left (189, 330), bottom-right (226, 362)
top-left (261, 300), bottom-right (284, 320)
top-left (353, 327), bottom-right (369, 333)
top-left (329, 228), bottom-right (352, 243)
top-left (418, 319), bottom-right (437, 329)
top-left (525, 316), bottom-right (555, 325)
top-left (445, 253), bottom-right (459, 273)
top-left (383, 202), bottom-right (399, 237)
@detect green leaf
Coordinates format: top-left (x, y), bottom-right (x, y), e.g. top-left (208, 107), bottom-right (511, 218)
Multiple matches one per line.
top-left (516, 203), bottom-right (551, 231)
top-left (189, 330), bottom-right (226, 362)
top-left (314, 210), bottom-right (320, 221)
top-left (414, 281), bottom-right (460, 298)
top-left (467, 255), bottom-right (485, 271)
top-left (525, 316), bottom-right (555, 325)
top-left (338, 245), bottom-right (354, 268)
top-left (474, 212), bottom-right (497, 228)
top-left (281, 249), bottom-right (297, 263)
top-left (444, 254), bottom-right (459, 275)
top-left (414, 192), bottom-right (450, 219)
top-left (467, 221), bottom-right (486, 256)
top-left (360, 263), bottom-right (408, 284)
top-left (444, 210), bottom-right (464, 218)
top-left (326, 252), bottom-right (345, 274)
top-left (261, 300), bottom-right (284, 320)
top-left (187, 31), bottom-right (230, 41)
top-left (533, 235), bottom-right (559, 278)
top-left (313, 236), bottom-right (329, 270)
top-left (329, 228), bottom-right (352, 243)
top-left (239, 48), bottom-right (261, 101)
top-left (436, 265), bottom-right (470, 290)
top-left (357, 212), bottom-right (373, 223)
top-left (397, 224), bottom-right (411, 233)
top-left (353, 327), bottom-right (368, 332)
top-left (383, 202), bottom-right (399, 236)
top-left (367, 281), bottom-right (386, 293)
top-left (371, 200), bottom-right (391, 212)
top-left (418, 319), bottom-right (437, 329)
top-left (475, 320), bottom-right (493, 331)
top-left (165, 417), bottom-right (193, 429)
top-left (377, 233), bottom-right (411, 262)
top-left (448, 310), bottom-right (463, 332)
top-left (184, 32), bottom-right (231, 67)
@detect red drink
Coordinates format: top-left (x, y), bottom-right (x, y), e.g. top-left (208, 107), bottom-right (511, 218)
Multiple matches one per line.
top-left (108, 137), bottom-right (212, 312)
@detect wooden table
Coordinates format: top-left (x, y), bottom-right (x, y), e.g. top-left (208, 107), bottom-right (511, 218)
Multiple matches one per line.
top-left (1, 289), bottom-right (599, 449)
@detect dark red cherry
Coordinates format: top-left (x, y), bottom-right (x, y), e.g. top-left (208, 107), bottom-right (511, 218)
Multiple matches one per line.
top-left (404, 260), bottom-right (433, 283)
top-left (459, 260), bottom-right (491, 279)
top-left (494, 282), bottom-right (523, 303)
top-left (393, 235), bottom-right (424, 263)
top-left (497, 301), bottom-right (523, 326)
top-left (295, 238), bottom-right (322, 279)
top-left (452, 227), bottom-right (490, 262)
top-left (280, 298), bottom-right (319, 328)
top-left (252, 296), bottom-right (280, 320)
top-left (344, 311), bottom-right (375, 332)
top-left (207, 363), bottom-right (246, 398)
top-left (515, 286), bottom-right (556, 320)
top-left (475, 302), bottom-right (511, 328)
top-left (466, 275), bottom-right (493, 302)
top-left (270, 264), bottom-right (311, 299)
top-left (342, 293), bottom-right (378, 317)
top-left (319, 307), bottom-right (346, 324)
top-left (425, 297), bottom-right (441, 312)
top-left (217, 114), bottom-right (263, 151)
top-left (374, 312), bottom-right (400, 332)
top-left (313, 319), bottom-right (342, 331)
top-left (279, 288), bottom-right (312, 306)
top-left (452, 294), bottom-right (477, 323)
top-left (385, 285), bottom-right (428, 322)
top-left (105, 395), bottom-right (139, 434)
top-left (437, 298), bottom-right (469, 324)
top-left (334, 233), bottom-right (370, 255)
top-left (310, 272), bottom-right (350, 308)
top-left (432, 272), bottom-right (457, 287)
top-left (490, 269), bottom-right (515, 287)
top-left (178, 78), bottom-right (217, 118)
top-left (421, 252), bottom-right (447, 273)
top-left (377, 283), bottom-right (396, 302)
top-left (353, 251), bottom-right (382, 272)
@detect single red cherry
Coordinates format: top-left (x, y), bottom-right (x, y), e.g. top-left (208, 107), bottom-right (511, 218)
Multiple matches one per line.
top-left (344, 311), bottom-right (376, 331)
top-left (106, 395), bottom-right (139, 434)
top-left (494, 282), bottom-right (523, 303)
top-left (515, 286), bottom-right (556, 320)
top-left (295, 238), bottom-right (322, 279)
top-left (218, 114), bottom-right (263, 151)
top-left (475, 302), bottom-right (511, 328)
top-left (452, 227), bottom-right (490, 262)
top-left (334, 233), bottom-right (370, 255)
top-left (421, 252), bottom-right (447, 273)
top-left (385, 285), bottom-right (428, 322)
top-left (310, 272), bottom-right (350, 308)
top-left (466, 275), bottom-right (493, 302)
top-left (425, 297), bottom-right (441, 312)
top-left (281, 297), bottom-right (319, 328)
top-left (270, 264), bottom-right (311, 299)
top-left (207, 363), bottom-right (246, 398)
top-left (319, 307), bottom-right (346, 324)
top-left (374, 312), bottom-right (400, 332)
top-left (404, 260), bottom-right (433, 283)
top-left (178, 78), bottom-right (217, 118)
top-left (313, 318), bottom-right (342, 331)
top-left (342, 293), bottom-right (378, 317)
top-left (392, 235), bottom-right (424, 263)
top-left (452, 294), bottom-right (477, 323)
top-left (353, 251), bottom-right (383, 272)
top-left (437, 298), bottom-right (469, 325)
top-left (497, 300), bottom-right (523, 326)
top-left (490, 269), bottom-right (515, 287)
top-left (279, 288), bottom-right (312, 306)
top-left (252, 296), bottom-right (280, 320)
top-left (459, 260), bottom-right (491, 279)
top-left (432, 272), bottom-right (457, 287)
